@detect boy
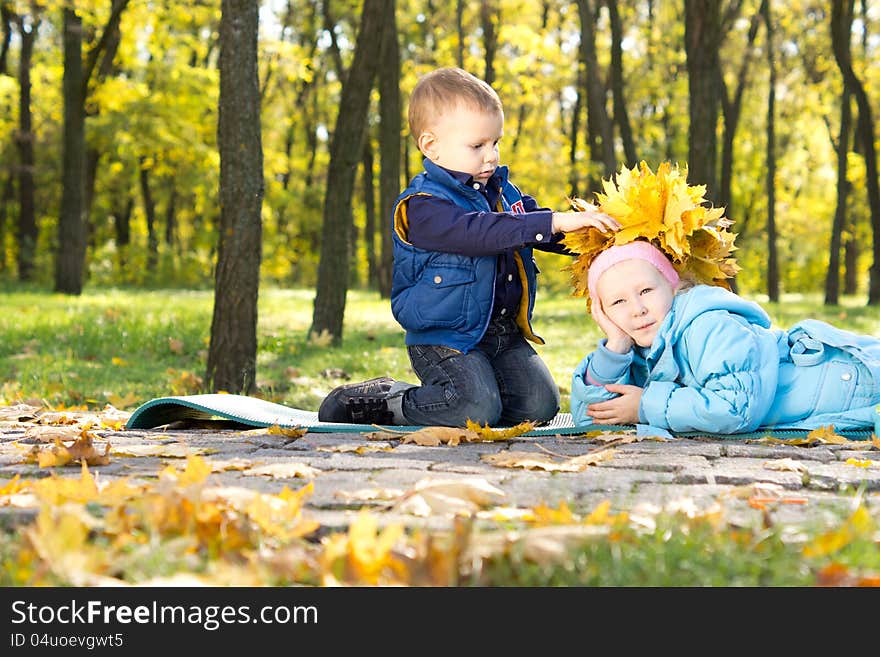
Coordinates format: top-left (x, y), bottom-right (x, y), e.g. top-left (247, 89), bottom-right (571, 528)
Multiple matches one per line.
top-left (319, 67), bottom-right (619, 426)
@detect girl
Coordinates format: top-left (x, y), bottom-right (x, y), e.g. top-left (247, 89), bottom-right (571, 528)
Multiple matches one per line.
top-left (570, 240), bottom-right (880, 434)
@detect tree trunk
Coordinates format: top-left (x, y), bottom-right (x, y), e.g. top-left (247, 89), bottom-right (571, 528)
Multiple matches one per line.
top-left (139, 158), bottom-right (158, 274)
top-left (568, 59), bottom-right (584, 198)
top-left (0, 3), bottom-right (12, 75)
top-left (831, 0), bottom-right (880, 304)
top-left (83, 0), bottom-right (126, 228)
top-left (14, 11), bottom-right (38, 282)
top-left (0, 172), bottom-right (13, 272)
top-left (206, 0), bottom-right (264, 394)
top-left (55, 0), bottom-right (130, 295)
top-left (455, 0), bottom-right (464, 68)
top-left (763, 0), bottom-right (779, 302)
top-left (606, 0), bottom-right (637, 167)
top-left (55, 8), bottom-right (87, 295)
top-left (684, 0), bottom-right (723, 200)
top-left (480, 0), bottom-right (498, 87)
top-left (113, 195), bottom-right (133, 272)
top-left (576, 0), bottom-right (615, 192)
top-left (310, 0), bottom-right (389, 343)
top-left (362, 137), bottom-right (377, 288)
top-left (718, 1), bottom-right (763, 214)
top-left (825, 88), bottom-right (851, 305)
top-left (165, 185), bottom-right (177, 249)
top-left (377, 0), bottom-right (399, 299)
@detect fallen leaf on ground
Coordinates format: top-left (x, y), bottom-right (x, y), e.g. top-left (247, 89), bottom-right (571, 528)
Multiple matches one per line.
top-left (206, 458), bottom-right (253, 472)
top-left (363, 430), bottom-right (401, 441)
top-left (317, 443), bottom-right (394, 454)
top-left (763, 458), bottom-right (810, 473)
top-left (465, 419), bottom-right (535, 441)
top-left (393, 477), bottom-right (506, 516)
top-left (242, 462), bottom-right (323, 479)
top-left (481, 447), bottom-right (614, 472)
top-left (747, 425), bottom-right (862, 447)
top-left (112, 444), bottom-right (208, 458)
top-left (0, 404), bottom-right (41, 422)
top-left (401, 426), bottom-right (479, 446)
top-left (25, 433), bottom-right (111, 468)
top-left (844, 458), bottom-right (874, 468)
top-left (335, 487), bottom-right (404, 502)
top-left (23, 425), bottom-right (83, 444)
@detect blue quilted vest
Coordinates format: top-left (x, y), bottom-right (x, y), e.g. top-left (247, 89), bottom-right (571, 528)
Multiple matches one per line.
top-left (390, 158), bottom-right (543, 353)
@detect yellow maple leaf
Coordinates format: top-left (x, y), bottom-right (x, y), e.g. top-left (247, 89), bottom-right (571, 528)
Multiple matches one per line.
top-left (400, 426), bottom-right (478, 446)
top-left (30, 461), bottom-right (100, 506)
top-left (482, 447), bottom-right (614, 472)
top-left (806, 425), bottom-right (850, 445)
top-left (530, 501), bottom-right (577, 525)
top-left (803, 506), bottom-right (874, 558)
top-left (320, 510), bottom-right (407, 585)
top-left (465, 419), bottom-right (535, 441)
top-left (563, 161), bottom-right (737, 310)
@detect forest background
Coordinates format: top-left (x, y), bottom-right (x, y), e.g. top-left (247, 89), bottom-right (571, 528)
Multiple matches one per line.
top-left (0, 0), bottom-right (878, 397)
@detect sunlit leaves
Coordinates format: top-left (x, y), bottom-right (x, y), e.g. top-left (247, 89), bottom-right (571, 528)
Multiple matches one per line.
top-left (563, 162), bottom-right (739, 308)
top-left (481, 446), bottom-right (614, 471)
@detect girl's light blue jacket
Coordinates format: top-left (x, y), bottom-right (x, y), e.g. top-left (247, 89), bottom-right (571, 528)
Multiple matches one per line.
top-left (571, 285), bottom-right (880, 433)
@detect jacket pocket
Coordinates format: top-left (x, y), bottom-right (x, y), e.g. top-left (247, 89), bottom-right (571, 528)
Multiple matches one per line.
top-left (408, 266), bottom-right (476, 329)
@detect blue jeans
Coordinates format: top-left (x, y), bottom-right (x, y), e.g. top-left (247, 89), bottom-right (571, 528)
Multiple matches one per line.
top-left (399, 315), bottom-right (560, 426)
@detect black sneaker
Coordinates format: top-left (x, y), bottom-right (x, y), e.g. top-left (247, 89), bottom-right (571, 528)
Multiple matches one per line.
top-left (318, 377), bottom-right (396, 424)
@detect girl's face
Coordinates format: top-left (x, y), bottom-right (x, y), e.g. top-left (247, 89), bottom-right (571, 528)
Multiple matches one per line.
top-left (596, 259), bottom-right (675, 347)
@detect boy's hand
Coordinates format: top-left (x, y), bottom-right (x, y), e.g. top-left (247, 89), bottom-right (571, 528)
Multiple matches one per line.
top-left (591, 299), bottom-right (633, 353)
top-left (551, 204), bottom-right (620, 234)
top-left (586, 384), bottom-right (643, 424)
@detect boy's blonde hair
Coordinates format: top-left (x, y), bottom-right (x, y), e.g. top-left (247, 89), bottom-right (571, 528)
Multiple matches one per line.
top-left (408, 67), bottom-right (504, 140)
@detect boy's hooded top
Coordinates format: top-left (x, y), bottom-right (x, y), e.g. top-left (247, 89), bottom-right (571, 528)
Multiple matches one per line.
top-left (571, 283), bottom-right (880, 433)
top-left (390, 158), bottom-right (544, 353)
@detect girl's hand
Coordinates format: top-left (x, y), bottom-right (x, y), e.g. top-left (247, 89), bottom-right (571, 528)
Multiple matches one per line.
top-left (591, 300), bottom-right (633, 353)
top-left (586, 384), bottom-right (643, 424)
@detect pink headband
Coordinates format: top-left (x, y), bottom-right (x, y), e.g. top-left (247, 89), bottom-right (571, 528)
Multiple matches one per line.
top-left (588, 241), bottom-right (680, 301)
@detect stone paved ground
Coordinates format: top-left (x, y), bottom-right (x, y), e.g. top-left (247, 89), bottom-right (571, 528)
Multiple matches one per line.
top-left (2, 406), bottom-right (879, 534)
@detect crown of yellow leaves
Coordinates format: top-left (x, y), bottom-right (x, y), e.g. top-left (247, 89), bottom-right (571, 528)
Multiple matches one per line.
top-left (563, 161), bottom-right (740, 308)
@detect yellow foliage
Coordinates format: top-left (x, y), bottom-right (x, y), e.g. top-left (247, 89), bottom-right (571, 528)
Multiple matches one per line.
top-left (320, 510), bottom-right (407, 586)
top-left (563, 161), bottom-right (739, 309)
top-left (465, 419), bottom-right (536, 440)
top-left (803, 505), bottom-right (875, 558)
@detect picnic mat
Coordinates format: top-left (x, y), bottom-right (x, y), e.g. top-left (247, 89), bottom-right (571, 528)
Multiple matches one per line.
top-left (124, 393), bottom-right (875, 440)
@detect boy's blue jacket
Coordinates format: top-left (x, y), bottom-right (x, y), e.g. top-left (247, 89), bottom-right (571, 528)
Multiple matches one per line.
top-left (571, 285), bottom-right (880, 433)
top-left (391, 159), bottom-right (543, 353)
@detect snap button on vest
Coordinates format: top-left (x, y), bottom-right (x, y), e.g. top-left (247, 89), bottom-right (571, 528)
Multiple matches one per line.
top-left (841, 372), bottom-right (852, 381)
top-left (433, 275), bottom-right (442, 284)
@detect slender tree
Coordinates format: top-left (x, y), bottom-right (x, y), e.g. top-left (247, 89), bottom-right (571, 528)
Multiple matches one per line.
top-left (606, 0), bottom-right (637, 167)
top-left (377, 0), bottom-right (400, 298)
top-left (55, 7), bottom-right (87, 294)
top-left (55, 0), bottom-right (130, 294)
top-left (12, 7), bottom-right (39, 282)
top-left (718, 0), bottom-right (763, 214)
top-left (825, 87), bottom-right (852, 305)
top-left (480, 0), bottom-right (498, 87)
top-left (831, 0), bottom-right (880, 304)
top-left (206, 0), bottom-right (264, 394)
top-left (763, 0), bottom-right (779, 302)
top-left (310, 0), bottom-right (390, 343)
top-left (576, 0), bottom-right (615, 193)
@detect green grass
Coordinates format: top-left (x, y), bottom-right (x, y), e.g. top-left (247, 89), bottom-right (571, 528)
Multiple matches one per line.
top-left (3, 285), bottom-right (880, 413)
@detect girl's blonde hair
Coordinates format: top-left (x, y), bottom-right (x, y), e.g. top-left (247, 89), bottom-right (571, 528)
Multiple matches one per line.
top-left (407, 67), bottom-right (504, 140)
